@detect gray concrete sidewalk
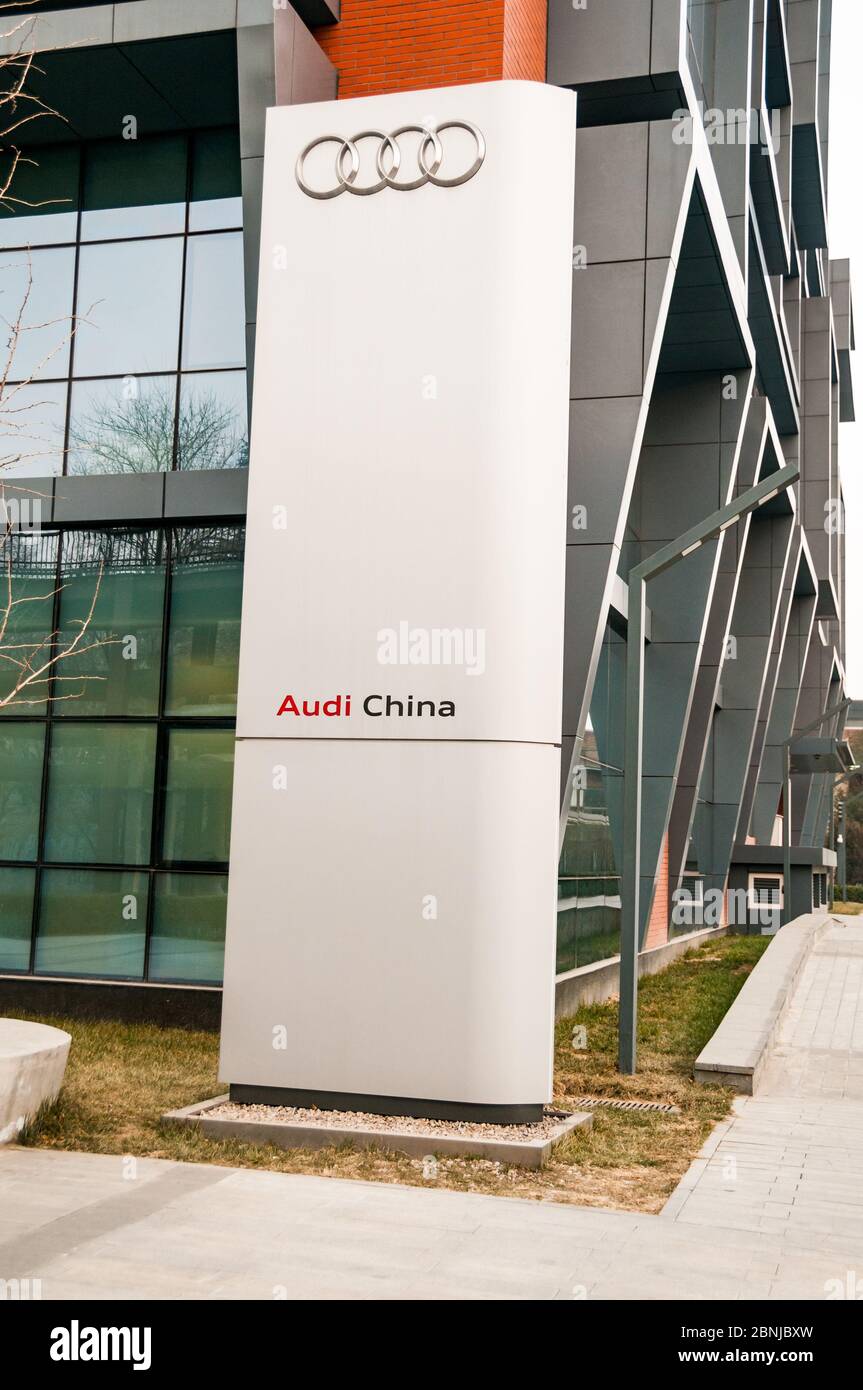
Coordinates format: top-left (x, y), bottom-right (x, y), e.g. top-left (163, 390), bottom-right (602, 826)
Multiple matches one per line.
top-left (2, 918), bottom-right (861, 1300)
top-left (660, 915), bottom-right (863, 1296)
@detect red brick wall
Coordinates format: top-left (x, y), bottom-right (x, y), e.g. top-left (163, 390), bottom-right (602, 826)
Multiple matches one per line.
top-left (503, 0), bottom-right (548, 82)
top-left (315, 0), bottom-right (547, 99)
top-left (644, 833), bottom-right (670, 951)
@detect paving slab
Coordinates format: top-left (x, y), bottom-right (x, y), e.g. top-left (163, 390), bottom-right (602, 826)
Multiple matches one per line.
top-left (2, 917), bottom-right (862, 1299)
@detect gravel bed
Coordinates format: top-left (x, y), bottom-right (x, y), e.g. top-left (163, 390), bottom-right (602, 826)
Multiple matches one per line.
top-left (206, 1101), bottom-right (574, 1143)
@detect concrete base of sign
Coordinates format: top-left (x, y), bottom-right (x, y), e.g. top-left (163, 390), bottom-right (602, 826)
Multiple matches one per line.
top-left (162, 1096), bottom-right (593, 1169)
top-left (0, 1018), bottom-right (71, 1145)
top-left (228, 1083), bottom-right (545, 1125)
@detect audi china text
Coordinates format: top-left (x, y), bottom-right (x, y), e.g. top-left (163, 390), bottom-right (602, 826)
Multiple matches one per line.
top-left (276, 694), bottom-right (456, 718)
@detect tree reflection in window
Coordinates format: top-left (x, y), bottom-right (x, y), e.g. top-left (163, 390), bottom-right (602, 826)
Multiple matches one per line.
top-left (68, 375), bottom-right (248, 474)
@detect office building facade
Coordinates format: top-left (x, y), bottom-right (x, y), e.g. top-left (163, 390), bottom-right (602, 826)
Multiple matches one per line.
top-left (0, 0), bottom-right (852, 1023)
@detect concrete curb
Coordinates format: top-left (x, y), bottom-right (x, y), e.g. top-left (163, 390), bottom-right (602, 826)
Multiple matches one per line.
top-left (161, 1095), bottom-right (594, 1169)
top-left (659, 1112), bottom-right (741, 1219)
top-left (0, 1018), bottom-right (71, 1145)
top-left (693, 913), bottom-right (837, 1095)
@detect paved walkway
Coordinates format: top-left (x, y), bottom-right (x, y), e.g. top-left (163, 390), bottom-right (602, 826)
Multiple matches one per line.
top-left (2, 917), bottom-right (861, 1300)
top-left (661, 915), bottom-right (863, 1297)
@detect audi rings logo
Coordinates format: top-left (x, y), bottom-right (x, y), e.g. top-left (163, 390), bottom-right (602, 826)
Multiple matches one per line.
top-left (295, 122), bottom-right (486, 199)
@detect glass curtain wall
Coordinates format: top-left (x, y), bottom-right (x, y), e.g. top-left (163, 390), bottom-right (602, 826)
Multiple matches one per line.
top-left (557, 626), bottom-right (625, 972)
top-left (686, 0), bottom-right (718, 107)
top-left (0, 524), bottom-right (243, 984)
top-left (0, 129), bottom-right (247, 480)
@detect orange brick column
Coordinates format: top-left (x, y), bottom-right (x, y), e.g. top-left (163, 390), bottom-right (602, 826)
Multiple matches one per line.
top-left (315, 0), bottom-right (548, 99)
top-left (644, 833), bottom-right (670, 951)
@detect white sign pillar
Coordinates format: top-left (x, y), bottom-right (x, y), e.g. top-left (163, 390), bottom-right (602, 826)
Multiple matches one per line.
top-left (219, 81), bottom-right (577, 1121)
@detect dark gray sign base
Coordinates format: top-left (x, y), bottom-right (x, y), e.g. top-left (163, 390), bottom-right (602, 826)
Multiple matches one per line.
top-left (228, 1083), bottom-right (544, 1126)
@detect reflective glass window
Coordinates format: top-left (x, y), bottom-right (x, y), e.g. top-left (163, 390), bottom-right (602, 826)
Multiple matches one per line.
top-left (68, 375), bottom-right (176, 475)
top-left (35, 867), bottom-right (148, 978)
top-left (4, 247), bottom-right (75, 381)
top-left (0, 867), bottom-right (35, 970)
top-left (0, 128), bottom-right (246, 481)
top-left (165, 527), bottom-right (243, 716)
top-left (43, 723), bottom-right (156, 864)
top-left (177, 371), bottom-right (247, 470)
top-left (181, 232), bottom-right (246, 370)
top-left (148, 873), bottom-right (227, 983)
top-left (189, 129), bottom-right (242, 233)
top-left (0, 515), bottom-right (243, 984)
top-left (82, 135), bottom-right (187, 240)
top-left (0, 530), bottom-right (59, 715)
top-left (557, 625), bottom-right (624, 972)
top-left (0, 144), bottom-right (80, 249)
top-left (162, 727), bottom-right (234, 863)
top-left (0, 724), bottom-right (45, 859)
top-left (0, 381), bottom-right (67, 477)
top-left (55, 530), bottom-right (166, 717)
top-left (74, 238), bottom-right (184, 377)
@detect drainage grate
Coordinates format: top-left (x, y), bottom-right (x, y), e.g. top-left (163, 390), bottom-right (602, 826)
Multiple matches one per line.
top-left (569, 1096), bottom-right (681, 1115)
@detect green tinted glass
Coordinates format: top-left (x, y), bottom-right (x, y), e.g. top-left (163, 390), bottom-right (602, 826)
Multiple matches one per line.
top-left (55, 531), bottom-right (166, 716)
top-left (44, 723), bottom-right (156, 864)
top-left (82, 135), bottom-right (186, 237)
top-left (190, 129), bottom-right (242, 232)
top-left (35, 868), bottom-right (147, 978)
top-left (0, 866), bottom-right (35, 970)
top-left (165, 527), bottom-right (243, 716)
top-left (191, 128), bottom-right (241, 202)
top-left (0, 144), bottom-right (80, 248)
top-left (0, 531), bottom-right (58, 715)
top-left (149, 873), bottom-right (227, 983)
top-left (0, 723), bottom-right (45, 859)
top-left (162, 728), bottom-right (234, 863)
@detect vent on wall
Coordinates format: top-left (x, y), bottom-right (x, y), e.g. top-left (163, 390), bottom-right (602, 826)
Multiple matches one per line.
top-left (749, 873), bottom-right (783, 909)
top-left (813, 872), bottom-right (829, 909)
top-left (748, 873), bottom-right (784, 935)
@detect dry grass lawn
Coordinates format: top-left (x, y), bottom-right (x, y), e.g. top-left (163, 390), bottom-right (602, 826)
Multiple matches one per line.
top-left (13, 933), bottom-right (769, 1213)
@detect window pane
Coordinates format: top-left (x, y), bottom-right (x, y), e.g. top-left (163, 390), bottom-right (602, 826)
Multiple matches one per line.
top-left (82, 135), bottom-right (186, 239)
top-left (0, 381), bottom-right (66, 476)
top-left (74, 238), bottom-right (183, 377)
top-left (181, 232), bottom-right (245, 370)
top-left (162, 728), bottom-right (234, 863)
top-left (68, 376), bottom-right (176, 475)
top-left (189, 129), bottom-right (242, 232)
top-left (0, 724), bottom-right (45, 859)
top-left (3, 248), bottom-right (75, 380)
top-left (149, 873), bottom-right (227, 983)
top-left (36, 868), bottom-right (147, 978)
top-left (0, 144), bottom-right (80, 249)
top-left (44, 724), bottom-right (156, 864)
top-left (55, 531), bottom-right (166, 716)
top-left (165, 526), bottom-right (243, 715)
top-left (177, 371), bottom-right (247, 470)
top-left (0, 866), bottom-right (35, 970)
top-left (0, 530), bottom-right (59, 715)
